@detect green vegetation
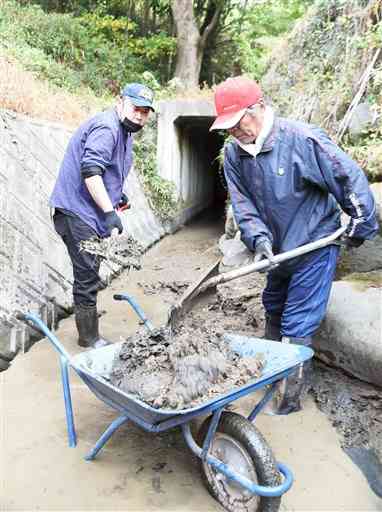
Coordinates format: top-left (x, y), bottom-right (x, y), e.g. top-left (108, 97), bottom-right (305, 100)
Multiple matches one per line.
top-left (232, 0), bottom-right (313, 80)
top-left (0, 0), bottom-right (310, 93)
top-left (262, 0), bottom-right (382, 180)
top-left (0, 1), bottom-right (176, 95)
top-left (132, 116), bottom-right (178, 221)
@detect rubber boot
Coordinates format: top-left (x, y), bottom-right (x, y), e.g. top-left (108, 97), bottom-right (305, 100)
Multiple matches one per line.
top-left (275, 336), bottom-right (313, 415)
top-left (75, 305), bottom-right (112, 349)
top-left (260, 314), bottom-right (283, 416)
top-left (264, 313), bottom-right (282, 341)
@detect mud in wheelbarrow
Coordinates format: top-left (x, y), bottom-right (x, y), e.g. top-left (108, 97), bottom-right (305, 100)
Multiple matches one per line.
top-left (21, 312), bottom-right (313, 512)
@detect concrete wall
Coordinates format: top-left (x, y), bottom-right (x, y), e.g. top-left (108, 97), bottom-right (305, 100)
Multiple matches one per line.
top-left (157, 100), bottom-right (217, 224)
top-left (0, 110), bottom-right (164, 368)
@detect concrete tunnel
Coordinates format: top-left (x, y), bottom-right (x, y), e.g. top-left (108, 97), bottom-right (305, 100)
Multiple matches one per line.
top-left (157, 100), bottom-right (227, 225)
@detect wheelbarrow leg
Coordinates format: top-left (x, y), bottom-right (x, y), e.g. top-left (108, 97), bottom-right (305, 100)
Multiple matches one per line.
top-left (201, 408), bottom-right (223, 461)
top-left (248, 382), bottom-right (278, 422)
top-left (60, 356), bottom-right (77, 448)
top-left (84, 415), bottom-right (129, 461)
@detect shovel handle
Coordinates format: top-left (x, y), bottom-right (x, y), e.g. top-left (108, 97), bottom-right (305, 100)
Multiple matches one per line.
top-left (200, 227), bottom-right (346, 292)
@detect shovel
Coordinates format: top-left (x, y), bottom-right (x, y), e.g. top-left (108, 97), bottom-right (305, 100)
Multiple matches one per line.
top-left (167, 226), bottom-right (346, 328)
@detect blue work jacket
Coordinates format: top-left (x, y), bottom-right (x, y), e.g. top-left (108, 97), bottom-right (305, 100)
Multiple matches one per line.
top-left (50, 109), bottom-right (133, 237)
top-left (224, 117), bottom-right (378, 255)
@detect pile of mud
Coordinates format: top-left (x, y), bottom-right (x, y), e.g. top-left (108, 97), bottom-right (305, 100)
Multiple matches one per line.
top-left (138, 280), bottom-right (190, 297)
top-left (312, 361), bottom-right (382, 461)
top-left (110, 322), bottom-right (264, 410)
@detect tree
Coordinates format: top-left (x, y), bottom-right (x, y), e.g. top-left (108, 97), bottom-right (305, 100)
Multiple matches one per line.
top-left (171, 0), bottom-right (222, 88)
top-left (15, 0), bottom-right (312, 88)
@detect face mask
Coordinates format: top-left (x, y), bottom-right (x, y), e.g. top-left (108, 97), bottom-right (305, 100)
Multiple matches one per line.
top-left (122, 117), bottom-right (143, 133)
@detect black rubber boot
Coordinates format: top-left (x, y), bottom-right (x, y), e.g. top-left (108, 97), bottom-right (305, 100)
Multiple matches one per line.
top-left (264, 313), bottom-right (282, 341)
top-left (75, 305), bottom-right (112, 349)
top-left (275, 336), bottom-right (313, 415)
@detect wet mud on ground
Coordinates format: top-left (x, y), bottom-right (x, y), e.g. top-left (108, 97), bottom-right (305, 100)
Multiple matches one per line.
top-left (312, 360), bottom-right (382, 495)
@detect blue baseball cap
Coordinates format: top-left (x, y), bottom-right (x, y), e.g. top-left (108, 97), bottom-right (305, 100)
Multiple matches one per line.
top-left (121, 83), bottom-right (155, 111)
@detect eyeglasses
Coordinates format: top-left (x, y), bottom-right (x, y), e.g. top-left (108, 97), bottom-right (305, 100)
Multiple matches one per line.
top-left (228, 103), bottom-right (262, 132)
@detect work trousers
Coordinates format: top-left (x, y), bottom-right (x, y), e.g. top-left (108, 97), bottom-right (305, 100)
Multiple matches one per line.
top-left (262, 245), bottom-right (340, 338)
top-left (53, 211), bottom-right (104, 307)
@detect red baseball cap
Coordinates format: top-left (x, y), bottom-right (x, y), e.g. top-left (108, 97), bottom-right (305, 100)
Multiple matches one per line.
top-left (210, 76), bottom-right (262, 131)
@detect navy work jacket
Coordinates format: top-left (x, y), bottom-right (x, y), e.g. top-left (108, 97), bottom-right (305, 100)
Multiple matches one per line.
top-left (224, 117), bottom-right (378, 255)
top-left (50, 109), bottom-right (133, 237)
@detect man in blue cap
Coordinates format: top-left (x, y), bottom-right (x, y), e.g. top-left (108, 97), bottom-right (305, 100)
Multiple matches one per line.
top-left (50, 83), bottom-right (154, 348)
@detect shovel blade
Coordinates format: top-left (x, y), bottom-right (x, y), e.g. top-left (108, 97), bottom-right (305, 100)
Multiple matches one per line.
top-left (167, 258), bottom-right (221, 329)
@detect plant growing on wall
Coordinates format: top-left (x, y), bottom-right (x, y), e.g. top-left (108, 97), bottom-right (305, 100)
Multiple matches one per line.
top-left (132, 115), bottom-right (178, 221)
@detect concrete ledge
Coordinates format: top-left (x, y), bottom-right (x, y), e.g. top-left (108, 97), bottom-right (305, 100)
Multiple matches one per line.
top-left (315, 280), bottom-right (382, 388)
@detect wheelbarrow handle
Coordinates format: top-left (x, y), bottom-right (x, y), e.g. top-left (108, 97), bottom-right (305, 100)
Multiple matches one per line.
top-left (16, 312), bottom-right (76, 447)
top-left (113, 293), bottom-right (156, 333)
top-left (200, 226), bottom-right (346, 292)
top-left (16, 312), bottom-right (71, 360)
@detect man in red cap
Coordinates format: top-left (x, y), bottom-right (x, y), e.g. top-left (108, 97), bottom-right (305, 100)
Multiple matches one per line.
top-left (211, 76), bottom-right (378, 414)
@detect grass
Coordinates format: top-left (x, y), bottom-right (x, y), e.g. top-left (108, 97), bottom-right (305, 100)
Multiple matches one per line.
top-left (0, 50), bottom-right (109, 127)
top-left (0, 49), bottom-right (214, 127)
top-left (0, 0), bottom-right (213, 126)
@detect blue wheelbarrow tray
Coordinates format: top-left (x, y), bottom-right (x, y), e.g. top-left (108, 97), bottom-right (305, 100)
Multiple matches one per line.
top-left (21, 312), bottom-right (313, 501)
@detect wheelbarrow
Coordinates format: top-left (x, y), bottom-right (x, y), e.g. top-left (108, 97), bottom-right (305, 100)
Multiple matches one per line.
top-left (19, 295), bottom-right (313, 512)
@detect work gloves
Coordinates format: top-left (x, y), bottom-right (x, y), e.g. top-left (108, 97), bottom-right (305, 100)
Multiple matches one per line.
top-left (254, 239), bottom-right (278, 270)
top-left (118, 193), bottom-right (130, 212)
top-left (104, 194), bottom-right (130, 236)
top-left (105, 211), bottom-right (123, 236)
top-left (254, 239), bottom-right (274, 262)
top-left (341, 234), bottom-right (364, 249)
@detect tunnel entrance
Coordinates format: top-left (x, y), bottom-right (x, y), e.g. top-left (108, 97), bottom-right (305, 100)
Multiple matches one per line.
top-left (175, 116), bottom-right (227, 224)
top-left (156, 99), bottom-right (227, 228)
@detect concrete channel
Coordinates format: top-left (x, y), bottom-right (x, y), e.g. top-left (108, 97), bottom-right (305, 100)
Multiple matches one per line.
top-left (1, 103), bottom-right (381, 511)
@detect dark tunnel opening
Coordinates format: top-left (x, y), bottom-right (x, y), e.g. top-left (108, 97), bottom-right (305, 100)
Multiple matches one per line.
top-left (174, 116), bottom-right (227, 226)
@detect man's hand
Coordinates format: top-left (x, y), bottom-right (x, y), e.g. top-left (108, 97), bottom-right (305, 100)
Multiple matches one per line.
top-left (342, 235), bottom-right (364, 249)
top-left (105, 211), bottom-right (123, 236)
top-left (118, 193), bottom-right (130, 212)
top-left (254, 239), bottom-right (278, 270)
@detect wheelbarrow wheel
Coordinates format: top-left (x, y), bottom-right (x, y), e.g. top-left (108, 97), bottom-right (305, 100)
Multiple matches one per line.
top-left (197, 411), bottom-right (281, 512)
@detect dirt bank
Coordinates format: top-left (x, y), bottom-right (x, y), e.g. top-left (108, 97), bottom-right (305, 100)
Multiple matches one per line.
top-left (312, 361), bottom-right (382, 463)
